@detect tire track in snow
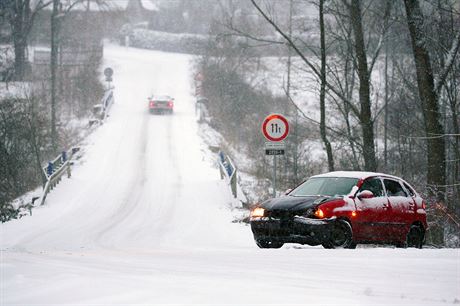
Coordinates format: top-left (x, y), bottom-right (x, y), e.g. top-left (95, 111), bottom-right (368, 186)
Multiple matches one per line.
top-left (93, 111), bottom-right (149, 246)
top-left (143, 114), bottom-right (184, 246)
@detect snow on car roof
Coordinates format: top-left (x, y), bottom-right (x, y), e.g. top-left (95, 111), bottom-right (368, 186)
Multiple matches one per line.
top-left (312, 171), bottom-right (402, 180)
top-left (151, 95), bottom-right (173, 101)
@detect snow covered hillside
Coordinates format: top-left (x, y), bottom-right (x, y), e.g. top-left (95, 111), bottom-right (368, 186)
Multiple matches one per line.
top-left (1, 44), bottom-right (458, 306)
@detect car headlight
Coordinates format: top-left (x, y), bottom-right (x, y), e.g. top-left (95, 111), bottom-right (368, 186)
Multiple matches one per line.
top-left (251, 207), bottom-right (265, 218)
top-left (314, 208), bottom-right (325, 219)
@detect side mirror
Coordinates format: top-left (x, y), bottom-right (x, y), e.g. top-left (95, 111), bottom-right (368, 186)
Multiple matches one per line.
top-left (285, 188), bottom-right (292, 195)
top-left (357, 190), bottom-right (374, 199)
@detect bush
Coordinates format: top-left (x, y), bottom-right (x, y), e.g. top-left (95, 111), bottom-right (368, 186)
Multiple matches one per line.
top-left (129, 29), bottom-right (207, 54)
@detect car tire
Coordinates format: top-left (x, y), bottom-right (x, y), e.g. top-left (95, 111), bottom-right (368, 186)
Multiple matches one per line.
top-left (395, 242), bottom-right (407, 248)
top-left (255, 239), bottom-right (284, 249)
top-left (406, 225), bottom-right (424, 249)
top-left (322, 219), bottom-right (356, 249)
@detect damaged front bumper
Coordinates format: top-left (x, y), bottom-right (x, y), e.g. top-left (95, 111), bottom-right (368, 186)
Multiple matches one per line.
top-left (250, 216), bottom-right (336, 246)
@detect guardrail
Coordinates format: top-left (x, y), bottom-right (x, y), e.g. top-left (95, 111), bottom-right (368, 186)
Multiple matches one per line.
top-left (218, 151), bottom-right (238, 198)
top-left (39, 147), bottom-right (80, 206)
top-left (91, 88), bottom-right (114, 124)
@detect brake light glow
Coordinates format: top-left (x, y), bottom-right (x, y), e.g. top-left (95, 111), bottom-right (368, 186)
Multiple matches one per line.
top-left (150, 101), bottom-right (155, 107)
top-left (168, 101), bottom-right (174, 108)
top-left (422, 201), bottom-right (426, 210)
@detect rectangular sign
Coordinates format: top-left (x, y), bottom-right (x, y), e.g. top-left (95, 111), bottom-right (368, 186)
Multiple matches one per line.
top-left (265, 142), bottom-right (285, 149)
top-left (265, 149), bottom-right (285, 155)
top-left (265, 142), bottom-right (285, 155)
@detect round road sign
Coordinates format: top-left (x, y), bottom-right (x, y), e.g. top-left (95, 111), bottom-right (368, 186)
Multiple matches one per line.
top-left (262, 114), bottom-right (289, 142)
top-left (104, 67), bottom-right (113, 78)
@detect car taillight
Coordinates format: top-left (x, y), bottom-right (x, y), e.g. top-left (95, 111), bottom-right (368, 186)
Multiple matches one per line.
top-left (168, 101), bottom-right (173, 108)
top-left (150, 101), bottom-right (155, 107)
top-left (422, 201), bottom-right (426, 210)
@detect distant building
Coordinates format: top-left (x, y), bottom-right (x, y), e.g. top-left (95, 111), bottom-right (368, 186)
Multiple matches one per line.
top-left (30, 0), bottom-right (159, 46)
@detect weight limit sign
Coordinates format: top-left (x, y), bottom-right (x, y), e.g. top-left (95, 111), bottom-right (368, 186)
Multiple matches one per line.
top-left (262, 114), bottom-right (289, 142)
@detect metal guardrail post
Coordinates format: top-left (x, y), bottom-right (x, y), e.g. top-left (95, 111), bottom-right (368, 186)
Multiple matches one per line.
top-left (67, 162), bottom-right (71, 178)
top-left (47, 162), bottom-right (53, 176)
top-left (39, 147), bottom-right (79, 206)
top-left (217, 151), bottom-right (238, 199)
top-left (230, 169), bottom-right (238, 199)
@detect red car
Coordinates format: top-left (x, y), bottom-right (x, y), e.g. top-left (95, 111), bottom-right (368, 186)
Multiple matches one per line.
top-left (148, 95), bottom-right (174, 114)
top-left (250, 171), bottom-right (427, 249)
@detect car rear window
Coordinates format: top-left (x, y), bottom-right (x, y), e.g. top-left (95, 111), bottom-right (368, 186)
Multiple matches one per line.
top-left (153, 96), bottom-right (171, 101)
top-left (290, 177), bottom-right (359, 197)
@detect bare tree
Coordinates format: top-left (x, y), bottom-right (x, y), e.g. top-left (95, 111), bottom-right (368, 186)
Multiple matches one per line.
top-left (249, 0), bottom-right (394, 172)
top-left (403, 0), bottom-right (457, 200)
top-left (0, 0), bottom-right (51, 80)
top-left (347, 0), bottom-right (376, 171)
top-left (319, 0), bottom-right (334, 171)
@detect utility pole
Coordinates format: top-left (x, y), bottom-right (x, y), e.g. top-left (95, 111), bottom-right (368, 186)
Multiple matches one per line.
top-left (286, 0), bottom-right (298, 184)
top-left (50, 0), bottom-right (60, 152)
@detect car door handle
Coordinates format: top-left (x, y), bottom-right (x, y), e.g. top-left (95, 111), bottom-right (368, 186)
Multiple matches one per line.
top-left (383, 203), bottom-right (390, 209)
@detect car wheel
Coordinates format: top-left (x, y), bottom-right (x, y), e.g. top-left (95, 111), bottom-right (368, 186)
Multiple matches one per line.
top-left (322, 219), bottom-right (356, 249)
top-left (406, 225), bottom-right (424, 248)
top-left (255, 239), bottom-right (284, 249)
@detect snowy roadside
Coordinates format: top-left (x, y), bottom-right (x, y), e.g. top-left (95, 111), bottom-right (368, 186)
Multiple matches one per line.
top-left (1, 75), bottom-right (112, 222)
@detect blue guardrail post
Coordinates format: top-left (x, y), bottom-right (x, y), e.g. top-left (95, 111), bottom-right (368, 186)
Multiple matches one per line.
top-left (47, 162), bottom-right (53, 176)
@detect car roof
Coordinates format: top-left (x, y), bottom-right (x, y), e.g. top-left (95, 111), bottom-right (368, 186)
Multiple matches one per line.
top-left (151, 95), bottom-right (172, 100)
top-left (311, 171), bottom-right (403, 181)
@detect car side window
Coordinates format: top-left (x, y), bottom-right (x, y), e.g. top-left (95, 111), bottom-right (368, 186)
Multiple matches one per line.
top-left (383, 179), bottom-right (408, 197)
top-left (403, 182), bottom-right (416, 197)
top-left (359, 178), bottom-right (384, 197)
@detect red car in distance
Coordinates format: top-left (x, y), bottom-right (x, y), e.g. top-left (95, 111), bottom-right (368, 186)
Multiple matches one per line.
top-left (148, 95), bottom-right (174, 114)
top-left (250, 171), bottom-right (427, 249)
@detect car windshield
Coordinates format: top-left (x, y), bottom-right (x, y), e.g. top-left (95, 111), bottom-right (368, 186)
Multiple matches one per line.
top-left (290, 177), bottom-right (359, 197)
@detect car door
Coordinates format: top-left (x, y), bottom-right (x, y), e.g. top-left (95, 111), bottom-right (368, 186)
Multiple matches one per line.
top-left (353, 177), bottom-right (391, 242)
top-left (382, 178), bottom-right (412, 241)
top-left (402, 182), bottom-right (418, 216)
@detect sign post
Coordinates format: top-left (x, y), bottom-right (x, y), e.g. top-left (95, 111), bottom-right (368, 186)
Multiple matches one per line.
top-left (262, 114), bottom-right (289, 197)
top-left (104, 67), bottom-right (113, 88)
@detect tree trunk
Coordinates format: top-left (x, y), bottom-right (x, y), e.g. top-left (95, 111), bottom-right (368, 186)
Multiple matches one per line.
top-left (404, 0), bottom-right (446, 200)
top-left (319, 0), bottom-right (334, 171)
top-left (13, 36), bottom-right (27, 81)
top-left (384, 48), bottom-right (389, 169)
top-left (349, 0), bottom-right (377, 172)
top-left (12, 0), bottom-right (31, 80)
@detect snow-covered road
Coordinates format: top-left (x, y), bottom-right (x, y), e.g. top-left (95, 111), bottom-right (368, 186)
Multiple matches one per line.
top-left (1, 45), bottom-right (459, 306)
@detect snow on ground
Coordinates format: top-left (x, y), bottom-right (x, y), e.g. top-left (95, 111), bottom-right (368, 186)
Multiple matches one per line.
top-left (1, 44), bottom-right (459, 306)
